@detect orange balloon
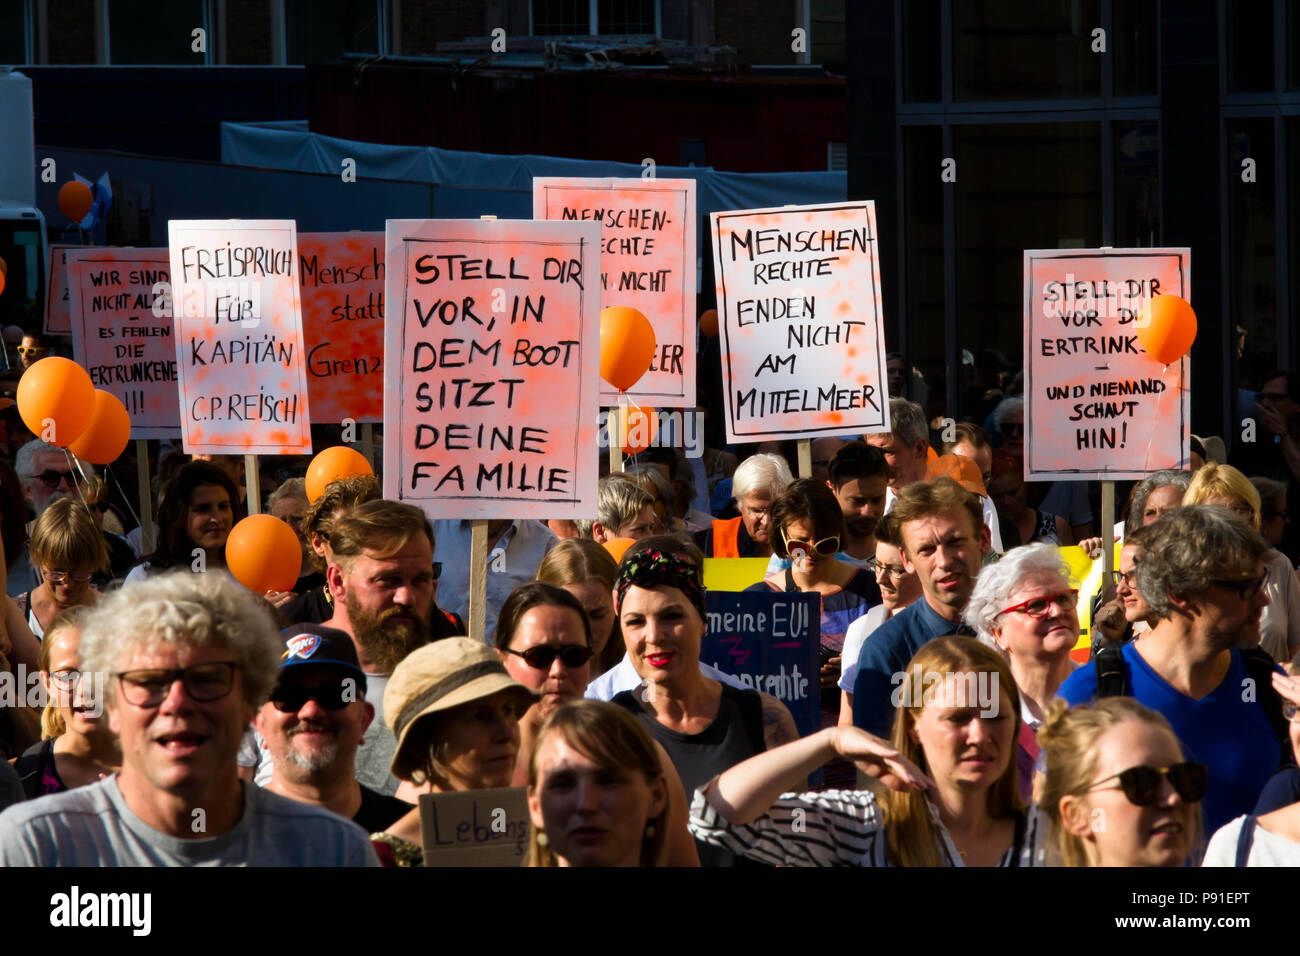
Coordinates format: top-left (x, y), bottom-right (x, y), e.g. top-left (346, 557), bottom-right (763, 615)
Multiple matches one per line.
top-left (16, 357), bottom-right (95, 448)
top-left (1136, 294), bottom-right (1197, 365)
top-left (603, 537), bottom-right (635, 563)
top-left (613, 404), bottom-right (658, 456)
top-left (699, 309), bottom-right (718, 337)
top-left (226, 514), bottom-right (303, 594)
top-left (68, 390), bottom-right (131, 464)
top-left (58, 181), bottom-right (94, 223)
top-left (600, 306), bottom-right (656, 392)
top-left (0, 271), bottom-right (5, 297)
top-left (305, 445), bottom-right (374, 502)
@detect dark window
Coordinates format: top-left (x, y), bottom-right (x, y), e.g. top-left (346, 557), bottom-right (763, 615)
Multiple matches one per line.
top-left (109, 0), bottom-right (206, 64)
top-left (1112, 0), bottom-right (1158, 95)
top-left (1227, 118), bottom-right (1277, 389)
top-left (902, 0), bottom-right (941, 101)
top-left (1114, 119), bottom-right (1160, 246)
top-left (534, 0), bottom-right (591, 35)
top-left (0, 1), bottom-right (29, 64)
top-left (954, 0), bottom-right (1101, 101)
top-left (284, 0), bottom-right (380, 64)
top-left (598, 0), bottom-right (655, 34)
top-left (1226, 0), bottom-right (1274, 92)
top-left (954, 122), bottom-right (1102, 419)
top-left (901, 125), bottom-right (945, 409)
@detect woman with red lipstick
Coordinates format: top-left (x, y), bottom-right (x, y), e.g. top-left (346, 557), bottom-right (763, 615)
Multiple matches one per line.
top-left (16, 609), bottom-right (120, 798)
top-left (690, 637), bottom-right (1039, 866)
top-left (1039, 697), bottom-right (1203, 866)
top-left (526, 700), bottom-right (670, 867)
top-left (964, 544), bottom-right (1081, 800)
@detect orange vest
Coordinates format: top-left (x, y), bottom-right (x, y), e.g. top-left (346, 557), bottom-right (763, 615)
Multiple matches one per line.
top-left (711, 517), bottom-right (742, 558)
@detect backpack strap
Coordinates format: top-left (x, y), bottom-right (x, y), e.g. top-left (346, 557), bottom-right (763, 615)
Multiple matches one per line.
top-left (1234, 814), bottom-right (1258, 867)
top-left (1239, 646), bottom-right (1296, 769)
top-left (1093, 642), bottom-right (1129, 698)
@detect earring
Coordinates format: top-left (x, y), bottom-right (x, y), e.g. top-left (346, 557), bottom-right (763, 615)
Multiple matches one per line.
top-left (644, 824), bottom-right (655, 839)
top-left (536, 832), bottom-right (549, 847)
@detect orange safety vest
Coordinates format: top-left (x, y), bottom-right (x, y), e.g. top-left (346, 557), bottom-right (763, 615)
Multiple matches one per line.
top-left (711, 517), bottom-right (742, 558)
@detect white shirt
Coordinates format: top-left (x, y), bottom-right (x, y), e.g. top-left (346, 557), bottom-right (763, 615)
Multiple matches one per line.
top-left (431, 519), bottom-right (557, 641)
top-left (838, 604), bottom-right (891, 692)
top-left (585, 653), bottom-right (749, 700)
top-left (1204, 815), bottom-right (1300, 866)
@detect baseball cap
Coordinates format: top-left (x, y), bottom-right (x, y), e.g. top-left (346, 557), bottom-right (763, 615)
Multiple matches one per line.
top-left (277, 623), bottom-right (367, 692)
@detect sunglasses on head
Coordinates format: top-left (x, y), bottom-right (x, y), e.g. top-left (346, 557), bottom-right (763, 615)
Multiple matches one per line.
top-left (505, 644), bottom-right (593, 670)
top-left (270, 680), bottom-right (356, 713)
top-left (1088, 762), bottom-right (1208, 807)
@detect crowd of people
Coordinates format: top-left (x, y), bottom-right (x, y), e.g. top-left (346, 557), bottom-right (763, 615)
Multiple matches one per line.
top-left (0, 358), bottom-right (1295, 868)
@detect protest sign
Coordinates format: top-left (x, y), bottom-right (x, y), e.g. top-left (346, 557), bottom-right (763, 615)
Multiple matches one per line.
top-left (299, 232), bottom-right (384, 425)
top-left (702, 557), bottom-right (770, 593)
top-left (1023, 248), bottom-right (1191, 480)
top-left (44, 244), bottom-right (74, 334)
top-left (710, 202), bottom-right (888, 444)
top-left (702, 590), bottom-right (821, 740)
top-left (66, 248), bottom-right (180, 438)
top-left (383, 218), bottom-right (601, 519)
top-left (420, 786), bottom-right (529, 867)
top-left (168, 220), bottom-right (313, 454)
top-left (533, 178), bottom-right (696, 407)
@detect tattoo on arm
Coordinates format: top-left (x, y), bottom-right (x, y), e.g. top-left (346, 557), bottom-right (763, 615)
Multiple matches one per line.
top-left (759, 693), bottom-right (800, 749)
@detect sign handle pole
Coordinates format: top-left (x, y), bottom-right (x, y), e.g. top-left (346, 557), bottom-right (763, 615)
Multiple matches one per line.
top-left (609, 411), bottom-right (622, 474)
top-left (136, 439), bottom-right (154, 555)
top-left (359, 423), bottom-right (375, 469)
top-left (1101, 479), bottom-right (1116, 580)
top-left (469, 520), bottom-right (488, 643)
top-left (797, 439), bottom-right (812, 479)
top-left (244, 454), bottom-right (261, 515)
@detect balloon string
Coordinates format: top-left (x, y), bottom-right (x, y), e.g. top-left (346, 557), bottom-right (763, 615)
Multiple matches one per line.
top-left (104, 463), bottom-right (144, 533)
top-left (60, 448), bottom-right (95, 511)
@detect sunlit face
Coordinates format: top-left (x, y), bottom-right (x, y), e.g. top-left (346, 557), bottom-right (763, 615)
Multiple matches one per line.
top-left (619, 585), bottom-right (704, 686)
top-left (40, 565), bottom-right (95, 608)
top-left (337, 538), bottom-right (436, 673)
top-left (1116, 544), bottom-right (1151, 623)
top-left (989, 571), bottom-right (1077, 661)
top-left (872, 541), bottom-right (921, 611)
top-left (1191, 559), bottom-right (1269, 648)
top-left (563, 580), bottom-right (615, 662)
top-left (254, 667), bottom-right (372, 781)
top-left (909, 671), bottom-right (1014, 793)
top-left (499, 605), bottom-right (590, 718)
top-left (22, 448), bottom-right (76, 515)
top-left (738, 492), bottom-right (774, 545)
top-left (900, 508), bottom-right (990, 614)
top-left (616, 505), bottom-right (658, 541)
top-left (832, 474), bottom-right (888, 542)
top-left (864, 432), bottom-right (927, 490)
top-left (41, 626), bottom-right (103, 737)
top-left (1202, 495), bottom-right (1257, 528)
top-left (187, 484), bottom-right (233, 552)
top-left (1141, 485), bottom-right (1182, 526)
top-left (1065, 720), bottom-right (1195, 867)
top-left (528, 734), bottom-right (666, 867)
top-left (431, 690), bottom-right (522, 791)
top-left (781, 518), bottom-right (839, 574)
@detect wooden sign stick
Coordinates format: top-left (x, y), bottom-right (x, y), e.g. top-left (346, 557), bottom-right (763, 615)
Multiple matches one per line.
top-left (359, 422), bottom-right (375, 469)
top-left (797, 439), bottom-right (812, 479)
top-left (244, 454), bottom-right (261, 515)
top-left (467, 214), bottom-right (497, 643)
top-left (1100, 480), bottom-right (1115, 580)
top-left (136, 438), bottom-right (154, 554)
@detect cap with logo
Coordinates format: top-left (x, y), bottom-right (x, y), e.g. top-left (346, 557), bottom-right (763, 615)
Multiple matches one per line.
top-left (277, 623), bottom-right (367, 694)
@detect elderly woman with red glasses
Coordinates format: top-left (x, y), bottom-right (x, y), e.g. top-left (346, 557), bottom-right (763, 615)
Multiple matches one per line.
top-left (965, 543), bottom-right (1081, 799)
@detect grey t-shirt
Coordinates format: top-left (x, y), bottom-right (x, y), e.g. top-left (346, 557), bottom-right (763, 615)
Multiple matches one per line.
top-left (0, 777), bottom-right (379, 866)
top-left (355, 672), bottom-right (401, 796)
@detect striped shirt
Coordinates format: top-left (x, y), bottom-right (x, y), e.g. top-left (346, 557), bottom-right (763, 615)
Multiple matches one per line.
top-left (689, 787), bottom-right (1043, 867)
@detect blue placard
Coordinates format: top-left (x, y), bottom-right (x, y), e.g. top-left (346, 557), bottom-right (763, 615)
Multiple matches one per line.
top-left (701, 590), bottom-right (822, 740)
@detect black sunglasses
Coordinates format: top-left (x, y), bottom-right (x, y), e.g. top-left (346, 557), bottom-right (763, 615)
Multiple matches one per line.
top-left (270, 680), bottom-right (355, 713)
top-left (31, 469), bottom-right (75, 489)
top-left (1088, 762), bottom-right (1208, 807)
top-left (504, 645), bottom-right (593, 670)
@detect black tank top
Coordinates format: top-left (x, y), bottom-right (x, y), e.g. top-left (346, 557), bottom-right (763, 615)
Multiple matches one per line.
top-left (611, 682), bottom-right (766, 801)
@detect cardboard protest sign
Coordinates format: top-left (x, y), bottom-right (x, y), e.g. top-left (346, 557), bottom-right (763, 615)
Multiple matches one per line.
top-left (298, 232), bottom-right (385, 425)
top-left (710, 202), bottom-right (888, 444)
top-left (1023, 248), bottom-right (1191, 480)
top-left (66, 247), bottom-right (180, 438)
top-left (44, 244), bottom-right (74, 334)
top-left (383, 218), bottom-right (601, 519)
top-left (167, 220), bottom-right (313, 454)
top-left (533, 178), bottom-right (696, 407)
top-left (702, 590), bottom-right (821, 740)
top-left (420, 786), bottom-right (529, 867)
top-left (701, 558), bottom-right (770, 593)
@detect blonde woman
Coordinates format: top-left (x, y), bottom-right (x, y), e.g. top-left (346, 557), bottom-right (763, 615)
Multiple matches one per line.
top-left (536, 538), bottom-right (621, 676)
top-left (690, 636), bottom-right (1039, 866)
top-left (1183, 462), bottom-right (1300, 665)
top-left (1037, 697), bottom-right (1203, 866)
top-left (18, 498), bottom-right (108, 638)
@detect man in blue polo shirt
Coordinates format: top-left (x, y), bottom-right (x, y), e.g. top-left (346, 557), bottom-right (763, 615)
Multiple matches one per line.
top-left (852, 477), bottom-right (991, 737)
top-left (1057, 505), bottom-right (1281, 838)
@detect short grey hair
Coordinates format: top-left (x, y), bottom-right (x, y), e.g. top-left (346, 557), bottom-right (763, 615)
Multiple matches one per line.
top-left (80, 570), bottom-right (283, 708)
top-left (1136, 505), bottom-right (1267, 620)
top-left (266, 476), bottom-right (307, 512)
top-left (625, 463), bottom-right (675, 512)
top-left (731, 452), bottom-right (794, 504)
top-left (576, 475), bottom-right (655, 538)
top-left (14, 439), bottom-right (93, 480)
top-left (887, 397), bottom-right (928, 448)
top-left (992, 396), bottom-right (1024, 430)
top-left (1126, 469), bottom-right (1192, 537)
top-left (964, 543), bottom-right (1071, 641)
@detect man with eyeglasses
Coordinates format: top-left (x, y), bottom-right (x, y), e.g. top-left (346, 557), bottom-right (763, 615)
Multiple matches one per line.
top-left (16, 333), bottom-right (50, 371)
top-left (255, 624), bottom-right (410, 834)
top-left (0, 572), bottom-right (378, 865)
top-left (1058, 505), bottom-right (1293, 837)
top-left (9, 439), bottom-right (97, 595)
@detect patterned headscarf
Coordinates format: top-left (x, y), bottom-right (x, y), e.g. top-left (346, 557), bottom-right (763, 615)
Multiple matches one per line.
top-left (615, 549), bottom-right (706, 621)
